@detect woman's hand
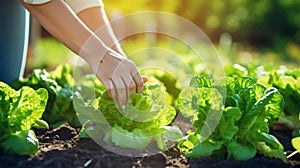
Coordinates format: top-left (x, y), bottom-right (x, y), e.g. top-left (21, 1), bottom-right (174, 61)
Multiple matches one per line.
top-left (94, 50), bottom-right (147, 108)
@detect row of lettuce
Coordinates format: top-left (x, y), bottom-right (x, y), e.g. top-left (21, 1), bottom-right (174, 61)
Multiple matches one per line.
top-left (1, 64), bottom-right (300, 161)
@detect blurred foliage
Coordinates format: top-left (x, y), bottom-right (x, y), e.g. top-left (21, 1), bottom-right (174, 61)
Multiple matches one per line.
top-left (104, 0), bottom-right (300, 47)
top-left (27, 38), bottom-right (76, 71)
top-left (28, 0), bottom-right (300, 71)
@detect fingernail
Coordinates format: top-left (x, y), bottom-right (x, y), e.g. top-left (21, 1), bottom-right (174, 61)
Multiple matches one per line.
top-left (121, 105), bottom-right (125, 110)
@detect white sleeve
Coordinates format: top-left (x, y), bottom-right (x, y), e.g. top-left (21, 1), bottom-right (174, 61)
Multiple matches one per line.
top-left (64, 0), bottom-right (104, 14)
top-left (23, 0), bottom-right (51, 4)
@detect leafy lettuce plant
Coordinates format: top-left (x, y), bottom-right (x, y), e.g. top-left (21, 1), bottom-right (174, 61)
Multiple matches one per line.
top-left (11, 64), bottom-right (80, 127)
top-left (177, 75), bottom-right (286, 161)
top-left (74, 77), bottom-right (182, 151)
top-left (257, 67), bottom-right (300, 134)
top-left (0, 82), bottom-right (48, 155)
top-left (225, 64), bottom-right (300, 132)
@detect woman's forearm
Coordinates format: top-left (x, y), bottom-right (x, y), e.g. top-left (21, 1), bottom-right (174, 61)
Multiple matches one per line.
top-left (19, 0), bottom-right (109, 67)
top-left (77, 6), bottom-right (125, 56)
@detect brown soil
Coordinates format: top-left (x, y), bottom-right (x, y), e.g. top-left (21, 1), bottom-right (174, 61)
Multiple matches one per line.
top-left (0, 124), bottom-right (300, 168)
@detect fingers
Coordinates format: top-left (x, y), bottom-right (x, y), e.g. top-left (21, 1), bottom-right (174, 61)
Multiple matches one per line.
top-left (123, 73), bottom-right (136, 101)
top-left (102, 79), bottom-right (116, 99)
top-left (112, 73), bottom-right (143, 108)
top-left (112, 77), bottom-right (127, 108)
top-left (96, 55), bottom-right (147, 108)
top-left (112, 70), bottom-right (146, 108)
top-left (101, 70), bottom-right (141, 109)
top-left (102, 77), bottom-right (127, 109)
top-left (131, 69), bottom-right (144, 93)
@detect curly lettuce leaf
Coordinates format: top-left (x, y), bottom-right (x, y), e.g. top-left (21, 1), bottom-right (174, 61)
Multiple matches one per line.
top-left (141, 69), bottom-right (181, 106)
top-left (251, 132), bottom-right (284, 158)
top-left (185, 140), bottom-right (223, 158)
top-left (155, 126), bottom-right (183, 151)
top-left (1, 130), bottom-right (39, 156)
top-left (227, 141), bottom-right (256, 161)
top-left (11, 65), bottom-right (80, 127)
top-left (218, 107), bottom-right (242, 142)
top-left (8, 86), bottom-right (48, 132)
top-left (0, 82), bottom-right (48, 134)
top-left (178, 87), bottom-right (223, 134)
top-left (109, 126), bottom-right (152, 150)
top-left (239, 87), bottom-right (284, 137)
top-left (0, 82), bottom-right (48, 156)
top-left (190, 75), bottom-right (214, 88)
top-left (99, 82), bottom-right (176, 133)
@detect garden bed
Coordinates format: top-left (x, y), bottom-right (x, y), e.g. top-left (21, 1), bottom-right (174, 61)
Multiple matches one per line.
top-left (2, 65), bottom-right (300, 168)
top-left (1, 124), bottom-right (299, 168)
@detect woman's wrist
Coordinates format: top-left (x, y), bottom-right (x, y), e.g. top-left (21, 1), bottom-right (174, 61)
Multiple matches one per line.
top-left (79, 34), bottom-right (110, 71)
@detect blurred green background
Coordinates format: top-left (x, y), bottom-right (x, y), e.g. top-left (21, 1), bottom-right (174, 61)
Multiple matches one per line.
top-left (26, 0), bottom-right (300, 74)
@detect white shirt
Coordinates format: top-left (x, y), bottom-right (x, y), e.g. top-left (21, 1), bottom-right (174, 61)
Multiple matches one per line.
top-left (24, 0), bottom-right (104, 14)
top-left (24, 0), bottom-right (51, 5)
